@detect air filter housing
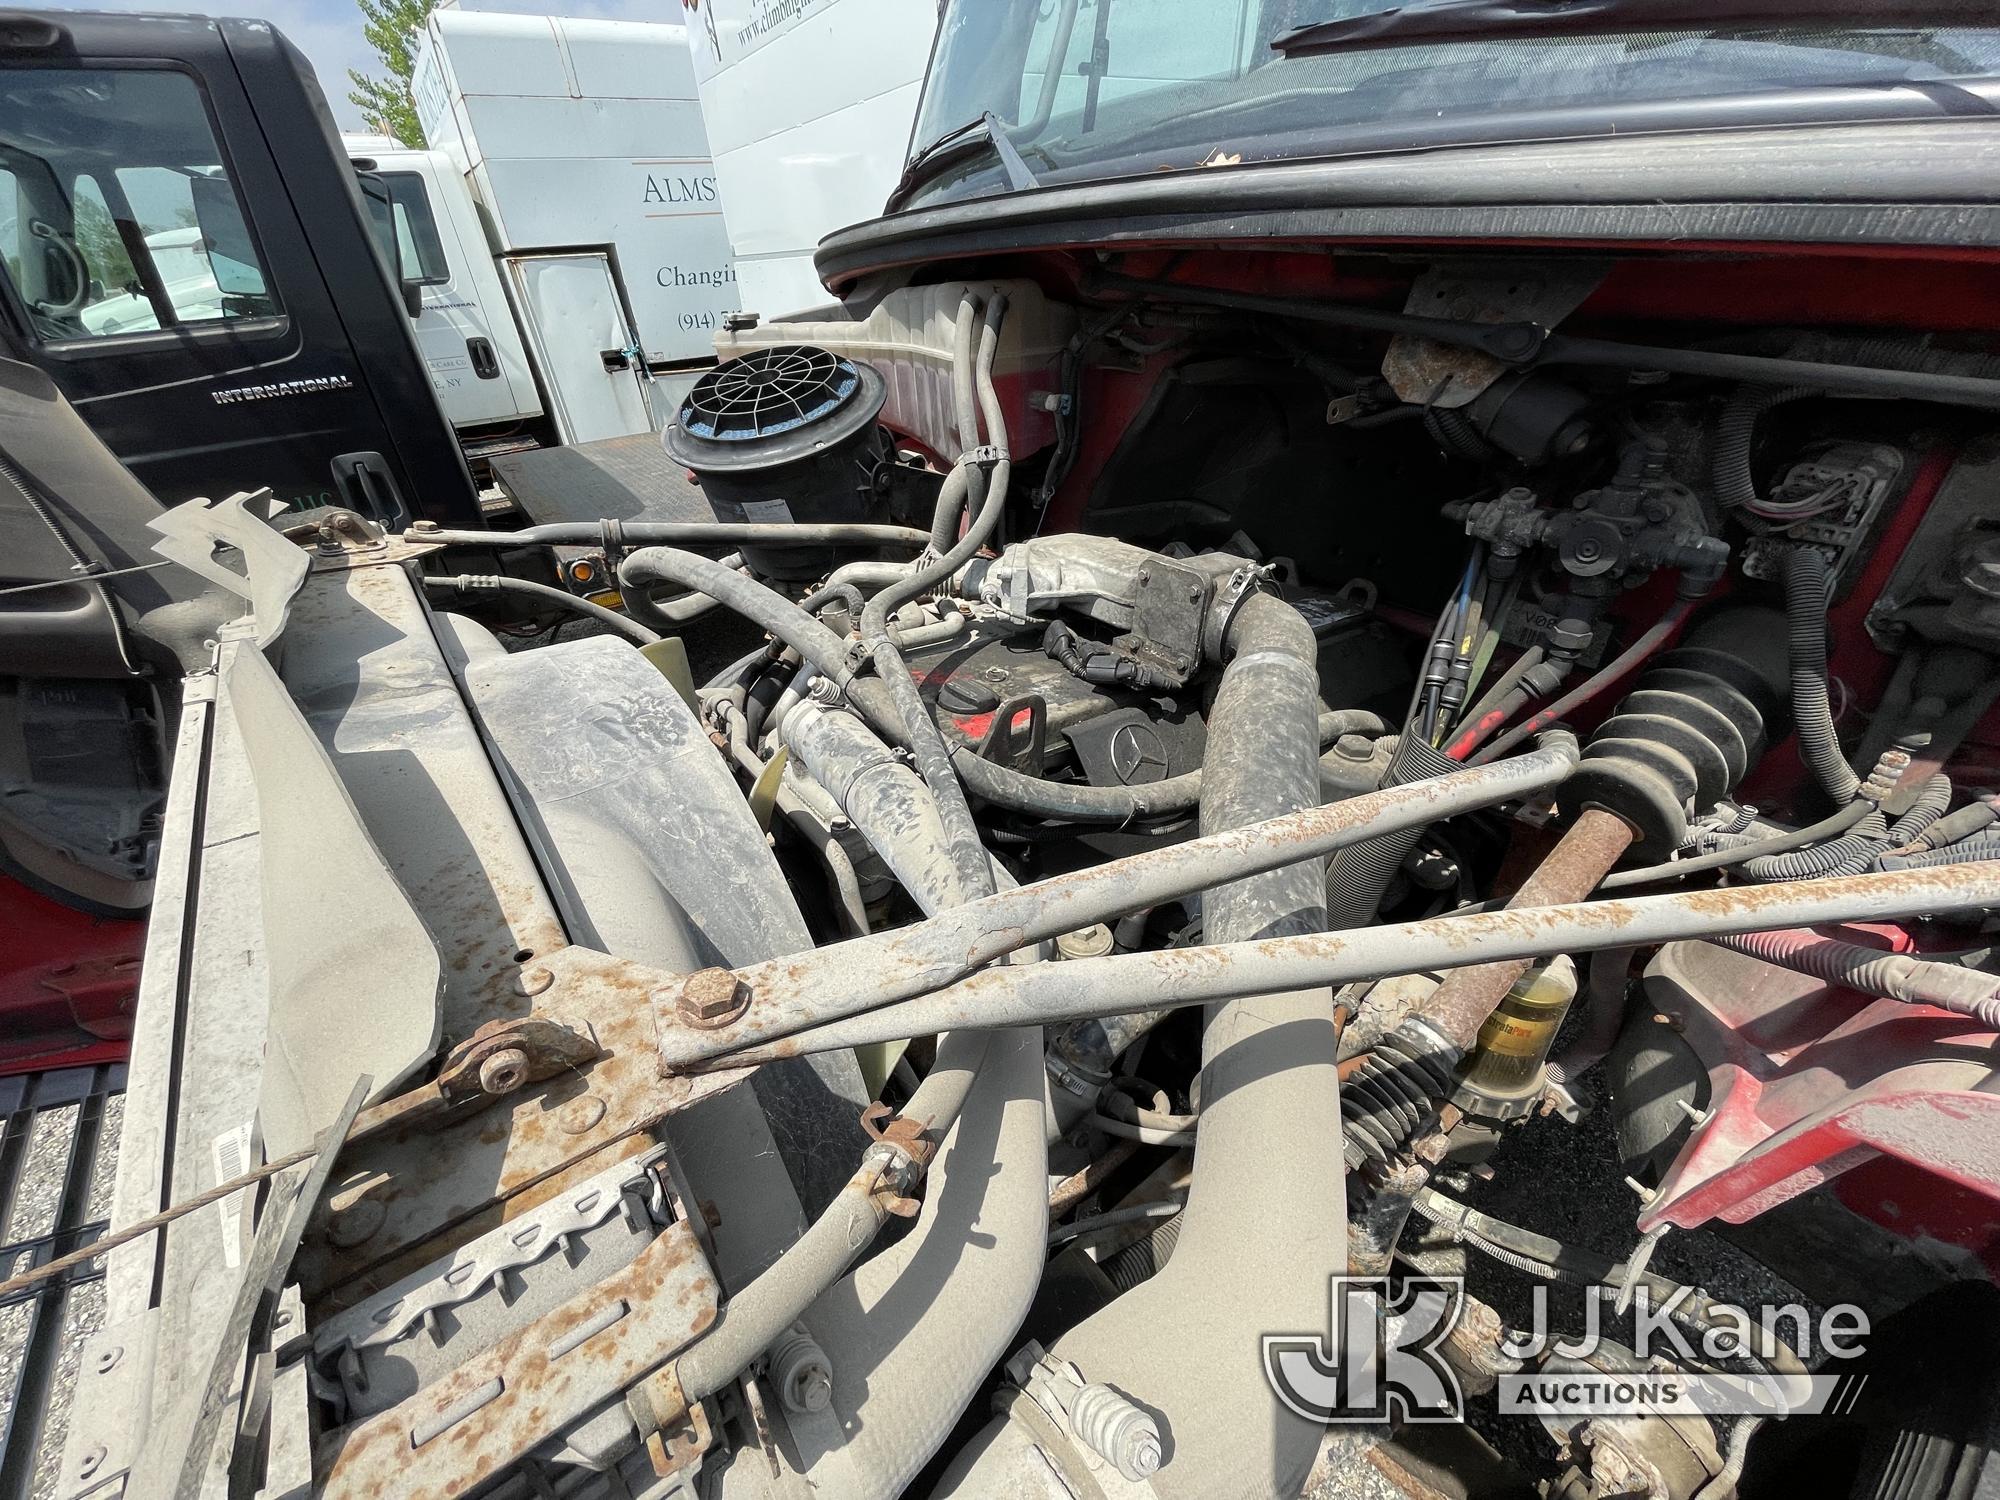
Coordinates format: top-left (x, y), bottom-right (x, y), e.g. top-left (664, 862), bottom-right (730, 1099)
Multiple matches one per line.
top-left (663, 345), bottom-right (890, 580)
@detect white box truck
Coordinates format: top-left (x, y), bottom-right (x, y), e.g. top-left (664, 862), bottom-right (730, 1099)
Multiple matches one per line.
top-left (681, 0), bottom-right (939, 319)
top-left (409, 11), bottom-right (741, 448)
top-left (342, 133), bottom-right (547, 470)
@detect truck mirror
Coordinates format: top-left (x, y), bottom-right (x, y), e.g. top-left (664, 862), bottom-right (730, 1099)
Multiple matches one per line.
top-left (354, 170), bottom-right (424, 321)
top-left (187, 174), bottom-right (264, 295)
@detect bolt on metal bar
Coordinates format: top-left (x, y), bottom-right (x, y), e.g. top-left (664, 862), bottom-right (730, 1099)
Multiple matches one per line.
top-left (693, 861), bottom-right (2000, 1065)
top-left (654, 734), bottom-right (1580, 1068)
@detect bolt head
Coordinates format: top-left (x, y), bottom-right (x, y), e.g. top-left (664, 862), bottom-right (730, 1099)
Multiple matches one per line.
top-left (517, 965), bottom-right (554, 997)
top-left (78, 1445), bottom-right (106, 1478)
top-left (792, 1366), bottom-right (833, 1412)
top-left (93, 1346), bottom-right (122, 1374)
top-left (1126, 1433), bottom-right (1162, 1477)
top-left (477, 1046), bottom-right (531, 1095)
top-left (677, 967), bottom-right (750, 1028)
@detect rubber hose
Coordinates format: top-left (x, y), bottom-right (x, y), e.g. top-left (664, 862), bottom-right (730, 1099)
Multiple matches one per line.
top-left (1034, 590), bottom-right (1343, 1500)
top-left (928, 295), bottom-right (984, 552)
top-left (858, 296), bottom-right (1012, 900)
top-left (421, 573), bottom-right (661, 647)
top-left (781, 705), bottom-right (1046, 1500)
top-left (916, 702), bottom-right (1387, 824)
top-left (1879, 833), bottom-right (2000, 871)
top-left (1601, 799), bottom-right (1873, 889)
top-left (1895, 799), bottom-right (1998, 854)
top-left (1783, 546), bottom-right (1860, 806)
top-left (1741, 809), bottom-right (1888, 881)
top-left (618, 547), bottom-right (856, 687)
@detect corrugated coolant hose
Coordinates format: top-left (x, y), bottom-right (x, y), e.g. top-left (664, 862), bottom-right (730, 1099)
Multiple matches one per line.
top-left (1782, 545), bottom-right (1861, 806)
top-left (1324, 730), bottom-right (1455, 928)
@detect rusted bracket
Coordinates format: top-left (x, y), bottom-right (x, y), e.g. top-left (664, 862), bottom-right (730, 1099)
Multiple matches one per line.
top-left (859, 1100), bottom-right (935, 1218)
top-left (300, 945), bottom-right (745, 1299)
top-left (342, 1011), bottom-right (602, 1144)
top-left (317, 1221), bottom-right (719, 1500)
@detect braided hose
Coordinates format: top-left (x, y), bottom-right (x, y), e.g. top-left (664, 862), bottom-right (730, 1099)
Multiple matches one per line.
top-left (1712, 928), bottom-right (2000, 1028)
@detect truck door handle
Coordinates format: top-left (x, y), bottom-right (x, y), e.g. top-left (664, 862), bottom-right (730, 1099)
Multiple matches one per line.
top-left (466, 337), bottom-right (499, 380)
top-left (331, 451), bottom-right (410, 530)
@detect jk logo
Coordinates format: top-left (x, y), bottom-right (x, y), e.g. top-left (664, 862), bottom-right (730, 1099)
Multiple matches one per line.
top-left (1262, 1276), bottom-right (1467, 1424)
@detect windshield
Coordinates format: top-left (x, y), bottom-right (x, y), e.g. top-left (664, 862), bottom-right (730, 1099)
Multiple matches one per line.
top-left (907, 2), bottom-right (2000, 206)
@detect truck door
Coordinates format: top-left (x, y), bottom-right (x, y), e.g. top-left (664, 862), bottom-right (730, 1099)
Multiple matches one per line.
top-left (358, 161), bottom-right (538, 431)
top-left (0, 14), bottom-right (479, 526)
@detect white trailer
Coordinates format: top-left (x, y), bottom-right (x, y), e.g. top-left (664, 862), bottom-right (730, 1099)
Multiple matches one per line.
top-left (412, 11), bottom-right (741, 446)
top-left (681, 0), bottom-right (939, 319)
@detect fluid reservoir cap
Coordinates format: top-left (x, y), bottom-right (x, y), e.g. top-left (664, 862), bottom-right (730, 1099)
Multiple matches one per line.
top-left (667, 345), bottom-right (887, 475)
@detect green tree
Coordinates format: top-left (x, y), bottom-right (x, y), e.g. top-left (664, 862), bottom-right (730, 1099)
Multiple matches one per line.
top-left (348, 0), bottom-right (430, 147)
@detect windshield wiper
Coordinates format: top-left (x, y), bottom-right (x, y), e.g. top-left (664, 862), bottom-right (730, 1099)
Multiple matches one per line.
top-left (886, 111), bottom-right (1041, 211)
top-left (1273, 0), bottom-right (1996, 57)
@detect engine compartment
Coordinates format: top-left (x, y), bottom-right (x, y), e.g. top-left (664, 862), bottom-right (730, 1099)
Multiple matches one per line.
top-left (66, 246), bottom-right (2000, 1500)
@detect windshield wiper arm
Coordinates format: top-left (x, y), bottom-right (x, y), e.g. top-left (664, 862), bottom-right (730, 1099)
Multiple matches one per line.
top-left (1273, 0), bottom-right (1997, 57)
top-left (886, 111), bottom-right (1040, 211)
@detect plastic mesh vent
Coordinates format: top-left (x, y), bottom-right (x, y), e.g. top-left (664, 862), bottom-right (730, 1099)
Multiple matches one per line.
top-left (678, 345), bottom-right (863, 442)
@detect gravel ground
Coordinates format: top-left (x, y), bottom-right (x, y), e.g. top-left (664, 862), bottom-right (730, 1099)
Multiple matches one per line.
top-left (0, 1088), bottom-right (123, 1498)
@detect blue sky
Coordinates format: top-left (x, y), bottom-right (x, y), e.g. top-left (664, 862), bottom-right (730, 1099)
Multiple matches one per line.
top-left (40, 0), bottom-right (664, 129)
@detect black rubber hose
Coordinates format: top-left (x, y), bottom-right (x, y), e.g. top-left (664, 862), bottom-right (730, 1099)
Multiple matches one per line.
top-left (799, 580), bottom-right (866, 622)
top-left (1599, 799), bottom-right (1873, 889)
top-left (1710, 385), bottom-right (1815, 511)
top-left (1783, 546), bottom-right (1860, 806)
top-left (1743, 775), bottom-right (1950, 882)
top-left (421, 573), bottom-right (661, 647)
top-left (1741, 809), bottom-right (1888, 881)
top-left (906, 699), bottom-right (1387, 824)
top-left (1324, 730), bottom-right (1455, 928)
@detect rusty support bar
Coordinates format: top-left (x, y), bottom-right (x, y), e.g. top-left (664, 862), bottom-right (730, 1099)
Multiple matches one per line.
top-left (1419, 807), bottom-right (1638, 1050)
top-left (697, 861), bottom-right (2000, 1063)
top-left (654, 733), bottom-right (1580, 1068)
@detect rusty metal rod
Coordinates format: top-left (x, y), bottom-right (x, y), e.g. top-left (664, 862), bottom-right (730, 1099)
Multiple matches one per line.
top-left (655, 731), bottom-right (1581, 1067)
top-left (1419, 807), bottom-right (1638, 1050)
top-left (691, 861), bottom-right (2000, 1064)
